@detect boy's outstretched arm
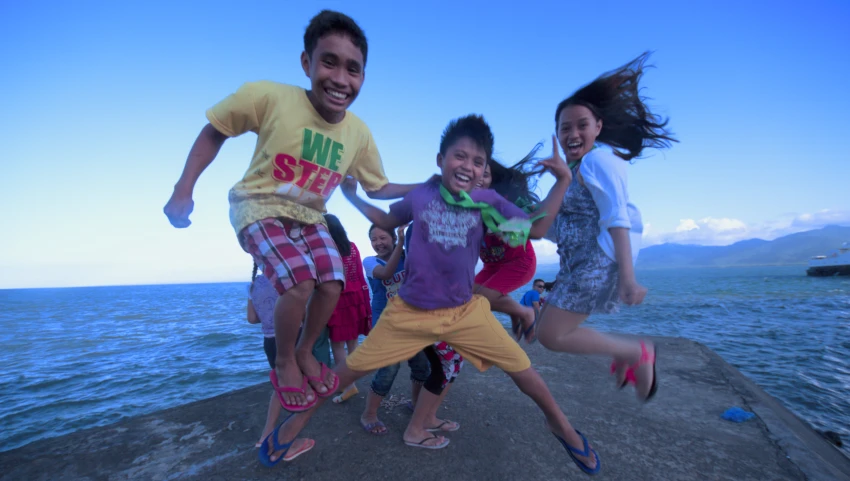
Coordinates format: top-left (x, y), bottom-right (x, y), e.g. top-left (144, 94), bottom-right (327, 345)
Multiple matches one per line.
top-left (365, 182), bottom-right (420, 200)
top-left (529, 136), bottom-right (571, 239)
top-left (163, 123), bottom-right (228, 228)
top-left (340, 177), bottom-right (404, 231)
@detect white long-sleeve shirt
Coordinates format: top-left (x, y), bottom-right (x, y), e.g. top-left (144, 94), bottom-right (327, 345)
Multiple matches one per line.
top-left (578, 146), bottom-right (643, 265)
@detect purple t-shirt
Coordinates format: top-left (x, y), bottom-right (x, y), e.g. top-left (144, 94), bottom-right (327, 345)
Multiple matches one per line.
top-left (389, 178), bottom-right (527, 309)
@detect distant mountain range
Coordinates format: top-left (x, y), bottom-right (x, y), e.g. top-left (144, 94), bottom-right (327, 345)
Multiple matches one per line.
top-left (636, 225), bottom-right (850, 269)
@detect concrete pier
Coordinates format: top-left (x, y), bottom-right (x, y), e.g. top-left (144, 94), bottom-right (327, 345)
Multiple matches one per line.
top-left (2, 337), bottom-right (848, 480)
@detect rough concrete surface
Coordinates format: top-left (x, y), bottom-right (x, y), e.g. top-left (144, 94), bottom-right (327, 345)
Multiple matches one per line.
top-left (2, 337), bottom-right (848, 481)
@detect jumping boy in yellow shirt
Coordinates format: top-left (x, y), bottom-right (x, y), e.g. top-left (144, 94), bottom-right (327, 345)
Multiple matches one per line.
top-left (163, 10), bottom-right (417, 416)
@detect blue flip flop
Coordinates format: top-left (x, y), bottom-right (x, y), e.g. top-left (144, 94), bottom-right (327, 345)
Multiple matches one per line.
top-left (258, 414), bottom-right (295, 468)
top-left (552, 430), bottom-right (601, 476)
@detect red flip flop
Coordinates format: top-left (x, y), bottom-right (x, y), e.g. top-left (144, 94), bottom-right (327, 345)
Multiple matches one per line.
top-left (304, 363), bottom-right (339, 398)
top-left (269, 370), bottom-right (317, 412)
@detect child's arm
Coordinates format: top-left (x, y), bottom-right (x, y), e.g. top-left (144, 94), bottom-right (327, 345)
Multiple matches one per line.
top-left (582, 148), bottom-right (647, 306)
top-left (529, 136), bottom-right (571, 239)
top-left (366, 183), bottom-right (420, 200)
top-left (370, 224), bottom-right (407, 280)
top-left (340, 177), bottom-right (406, 232)
top-left (246, 299), bottom-right (260, 324)
top-left (610, 228), bottom-right (647, 305)
top-left (163, 124), bottom-right (228, 228)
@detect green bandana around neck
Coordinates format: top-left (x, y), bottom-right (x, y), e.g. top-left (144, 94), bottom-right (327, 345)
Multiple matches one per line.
top-left (438, 184), bottom-right (545, 248)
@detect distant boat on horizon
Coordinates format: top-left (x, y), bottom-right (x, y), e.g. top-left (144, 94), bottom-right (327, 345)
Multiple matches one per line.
top-left (806, 242), bottom-right (850, 277)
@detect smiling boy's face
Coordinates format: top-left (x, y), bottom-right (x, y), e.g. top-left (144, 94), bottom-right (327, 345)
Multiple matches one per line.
top-left (437, 136), bottom-right (487, 194)
top-left (302, 33), bottom-right (365, 124)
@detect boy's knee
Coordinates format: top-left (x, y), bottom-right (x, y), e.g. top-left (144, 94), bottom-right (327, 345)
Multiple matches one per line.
top-left (317, 280), bottom-right (343, 296)
top-left (285, 280), bottom-right (316, 302)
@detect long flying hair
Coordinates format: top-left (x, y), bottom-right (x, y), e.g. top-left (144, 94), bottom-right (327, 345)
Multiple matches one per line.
top-left (555, 51), bottom-right (678, 160)
top-left (489, 143), bottom-right (544, 212)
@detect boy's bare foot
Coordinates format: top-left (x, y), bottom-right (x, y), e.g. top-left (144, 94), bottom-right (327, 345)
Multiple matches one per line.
top-left (296, 349), bottom-right (335, 395)
top-left (275, 361), bottom-right (315, 407)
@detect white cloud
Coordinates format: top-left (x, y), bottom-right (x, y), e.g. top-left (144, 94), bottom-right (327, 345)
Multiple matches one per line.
top-left (642, 209), bottom-right (850, 247)
top-left (790, 209), bottom-right (850, 229)
top-left (675, 219), bottom-right (700, 232)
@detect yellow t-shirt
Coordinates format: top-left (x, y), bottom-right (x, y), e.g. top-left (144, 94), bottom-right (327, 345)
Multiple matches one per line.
top-left (206, 81), bottom-right (389, 234)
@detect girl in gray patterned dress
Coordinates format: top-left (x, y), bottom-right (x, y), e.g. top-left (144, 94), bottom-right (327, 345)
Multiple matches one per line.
top-left (536, 52), bottom-right (677, 411)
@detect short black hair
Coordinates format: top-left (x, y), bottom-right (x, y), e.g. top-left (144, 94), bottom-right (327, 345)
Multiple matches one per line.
top-left (304, 10), bottom-right (369, 66)
top-left (439, 114), bottom-right (494, 160)
top-left (533, 279), bottom-right (545, 286)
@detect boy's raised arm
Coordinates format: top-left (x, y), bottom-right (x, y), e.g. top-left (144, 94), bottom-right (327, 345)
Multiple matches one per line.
top-left (340, 177), bottom-right (405, 231)
top-left (163, 123), bottom-right (228, 228)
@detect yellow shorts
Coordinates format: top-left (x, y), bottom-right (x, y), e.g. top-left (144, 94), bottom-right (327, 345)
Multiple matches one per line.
top-left (345, 295), bottom-right (531, 374)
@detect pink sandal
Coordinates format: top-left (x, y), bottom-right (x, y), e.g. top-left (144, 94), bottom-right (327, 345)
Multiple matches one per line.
top-left (609, 341), bottom-right (658, 402)
top-left (609, 360), bottom-right (635, 389)
top-left (304, 362), bottom-right (339, 399)
top-left (270, 370), bottom-right (317, 412)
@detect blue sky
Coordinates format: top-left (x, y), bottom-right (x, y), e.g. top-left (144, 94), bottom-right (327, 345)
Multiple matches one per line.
top-left (1, 0), bottom-right (848, 288)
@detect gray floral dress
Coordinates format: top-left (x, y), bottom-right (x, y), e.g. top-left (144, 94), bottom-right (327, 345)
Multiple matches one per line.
top-left (544, 167), bottom-right (620, 314)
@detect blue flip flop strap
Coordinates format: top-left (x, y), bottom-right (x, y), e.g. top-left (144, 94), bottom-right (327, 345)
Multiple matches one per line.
top-left (271, 416), bottom-right (296, 453)
top-left (566, 430), bottom-right (591, 458)
top-left (553, 430), bottom-right (600, 474)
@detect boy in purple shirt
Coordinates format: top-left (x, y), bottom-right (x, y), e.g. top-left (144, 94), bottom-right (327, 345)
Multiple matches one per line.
top-left (260, 115), bottom-right (600, 475)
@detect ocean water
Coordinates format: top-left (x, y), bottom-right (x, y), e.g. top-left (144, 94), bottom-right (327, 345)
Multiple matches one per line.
top-left (1, 265), bottom-right (848, 455)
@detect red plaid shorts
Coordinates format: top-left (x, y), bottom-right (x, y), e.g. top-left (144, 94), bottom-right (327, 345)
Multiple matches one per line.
top-left (239, 217), bottom-right (345, 295)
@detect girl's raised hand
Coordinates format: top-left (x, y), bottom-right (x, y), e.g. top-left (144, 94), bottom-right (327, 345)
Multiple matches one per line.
top-left (397, 223), bottom-right (409, 242)
top-left (538, 135), bottom-right (572, 182)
